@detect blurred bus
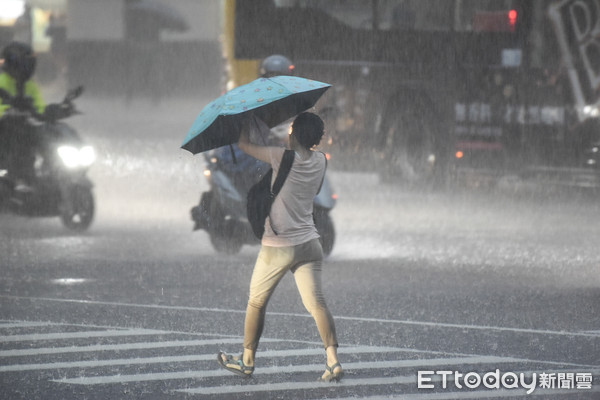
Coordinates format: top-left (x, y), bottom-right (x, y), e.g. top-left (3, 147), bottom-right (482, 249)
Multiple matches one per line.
top-left (224, 0), bottom-right (600, 188)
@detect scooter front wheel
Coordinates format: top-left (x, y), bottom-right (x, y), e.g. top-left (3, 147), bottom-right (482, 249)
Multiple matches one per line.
top-left (314, 207), bottom-right (335, 257)
top-left (209, 219), bottom-right (243, 254)
top-left (61, 185), bottom-right (94, 231)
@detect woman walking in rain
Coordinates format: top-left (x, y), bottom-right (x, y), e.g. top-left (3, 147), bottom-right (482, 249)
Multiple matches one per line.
top-left (217, 112), bottom-right (343, 382)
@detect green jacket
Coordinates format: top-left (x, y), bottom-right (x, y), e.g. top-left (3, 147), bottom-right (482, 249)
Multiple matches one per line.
top-left (0, 71), bottom-right (46, 117)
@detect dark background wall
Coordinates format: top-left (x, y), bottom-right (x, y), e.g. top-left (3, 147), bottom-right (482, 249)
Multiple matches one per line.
top-left (67, 40), bottom-right (223, 98)
top-left (64, 0), bottom-right (223, 99)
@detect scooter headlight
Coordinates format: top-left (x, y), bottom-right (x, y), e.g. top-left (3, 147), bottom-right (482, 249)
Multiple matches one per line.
top-left (57, 145), bottom-right (96, 168)
top-left (79, 146), bottom-right (96, 166)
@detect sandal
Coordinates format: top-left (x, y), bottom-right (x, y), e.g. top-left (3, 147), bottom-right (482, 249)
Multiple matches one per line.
top-left (217, 351), bottom-right (254, 377)
top-left (319, 362), bottom-right (344, 382)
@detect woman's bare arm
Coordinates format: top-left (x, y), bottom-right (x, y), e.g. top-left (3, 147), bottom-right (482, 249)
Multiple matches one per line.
top-left (238, 121), bottom-right (274, 164)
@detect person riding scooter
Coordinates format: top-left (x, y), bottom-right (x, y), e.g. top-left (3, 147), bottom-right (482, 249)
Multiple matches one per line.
top-left (0, 41), bottom-right (73, 191)
top-left (0, 45), bottom-right (94, 231)
top-left (0, 42), bottom-right (45, 117)
top-left (209, 54), bottom-right (296, 193)
top-left (191, 55), bottom-right (336, 255)
top-left (195, 54), bottom-right (295, 206)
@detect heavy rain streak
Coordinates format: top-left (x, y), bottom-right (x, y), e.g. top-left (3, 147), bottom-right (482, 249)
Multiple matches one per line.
top-left (0, 1), bottom-right (599, 399)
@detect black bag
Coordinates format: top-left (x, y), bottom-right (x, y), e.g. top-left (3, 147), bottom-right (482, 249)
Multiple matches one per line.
top-left (247, 150), bottom-right (294, 239)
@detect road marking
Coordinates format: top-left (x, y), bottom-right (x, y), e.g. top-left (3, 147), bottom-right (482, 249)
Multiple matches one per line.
top-left (0, 321), bottom-right (56, 329)
top-left (176, 376), bottom-right (434, 395)
top-left (0, 319), bottom-right (596, 370)
top-left (311, 387), bottom-right (600, 400)
top-left (581, 330), bottom-right (600, 336)
top-left (1, 319), bottom-right (597, 398)
top-left (0, 346), bottom-right (400, 372)
top-left (3, 295), bottom-right (597, 338)
top-left (0, 338), bottom-right (282, 357)
top-left (0, 328), bottom-right (168, 342)
top-left (179, 369), bottom-right (600, 396)
top-left (54, 356), bottom-right (515, 385)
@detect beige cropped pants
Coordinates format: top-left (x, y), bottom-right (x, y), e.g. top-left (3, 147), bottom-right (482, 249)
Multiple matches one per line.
top-left (244, 239), bottom-right (338, 351)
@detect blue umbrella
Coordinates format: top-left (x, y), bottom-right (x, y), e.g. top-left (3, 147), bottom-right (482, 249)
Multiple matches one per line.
top-left (181, 75), bottom-right (331, 154)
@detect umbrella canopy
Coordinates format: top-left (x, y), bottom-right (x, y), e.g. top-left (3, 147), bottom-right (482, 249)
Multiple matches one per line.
top-left (181, 76), bottom-right (331, 155)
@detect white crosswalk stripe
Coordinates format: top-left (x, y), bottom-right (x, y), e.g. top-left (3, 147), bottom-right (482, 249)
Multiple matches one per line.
top-left (0, 320), bottom-right (58, 329)
top-left (1, 345), bottom-right (405, 372)
top-left (580, 330), bottom-right (600, 336)
top-left (0, 338), bottom-right (279, 357)
top-left (178, 370), bottom-right (600, 396)
top-left (1, 320), bottom-right (597, 399)
top-left (0, 328), bottom-right (168, 342)
top-left (310, 387), bottom-right (600, 400)
top-left (54, 356), bottom-right (515, 385)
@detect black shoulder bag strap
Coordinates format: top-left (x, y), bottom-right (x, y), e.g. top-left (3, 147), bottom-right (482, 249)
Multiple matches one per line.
top-left (271, 149), bottom-right (295, 197)
top-left (269, 149), bottom-right (294, 235)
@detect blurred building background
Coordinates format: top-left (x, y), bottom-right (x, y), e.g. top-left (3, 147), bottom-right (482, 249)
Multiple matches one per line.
top-left (0, 0), bottom-right (223, 98)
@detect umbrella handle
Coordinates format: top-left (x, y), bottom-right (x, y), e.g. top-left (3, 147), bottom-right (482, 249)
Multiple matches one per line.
top-left (229, 144), bottom-right (238, 164)
top-left (250, 114), bottom-right (270, 146)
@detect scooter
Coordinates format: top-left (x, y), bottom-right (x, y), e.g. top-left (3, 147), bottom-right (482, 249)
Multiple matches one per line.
top-left (191, 145), bottom-right (336, 256)
top-left (0, 86), bottom-right (96, 231)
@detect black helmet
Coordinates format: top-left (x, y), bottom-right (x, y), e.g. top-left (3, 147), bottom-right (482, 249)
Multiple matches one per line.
top-left (260, 54), bottom-right (294, 77)
top-left (2, 41), bottom-right (36, 82)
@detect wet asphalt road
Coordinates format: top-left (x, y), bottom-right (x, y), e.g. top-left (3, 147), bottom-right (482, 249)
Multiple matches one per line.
top-left (0, 95), bottom-right (599, 399)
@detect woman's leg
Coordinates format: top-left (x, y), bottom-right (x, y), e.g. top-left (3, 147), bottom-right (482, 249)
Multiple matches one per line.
top-left (243, 245), bottom-right (293, 365)
top-left (292, 239), bottom-right (341, 378)
top-left (293, 240), bottom-right (338, 348)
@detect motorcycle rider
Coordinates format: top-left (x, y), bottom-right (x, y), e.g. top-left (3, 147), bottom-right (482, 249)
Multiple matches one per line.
top-left (0, 41), bottom-right (72, 191)
top-left (217, 54), bottom-right (295, 175)
top-left (0, 41), bottom-right (46, 117)
top-left (258, 55), bottom-right (296, 138)
top-left (202, 55), bottom-right (295, 204)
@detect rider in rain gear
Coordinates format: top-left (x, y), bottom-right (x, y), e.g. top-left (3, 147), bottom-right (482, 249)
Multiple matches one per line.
top-left (0, 41), bottom-right (72, 190)
top-left (212, 55), bottom-right (295, 192)
top-left (192, 55), bottom-right (296, 230)
top-left (0, 41), bottom-right (46, 117)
